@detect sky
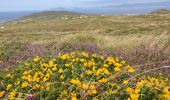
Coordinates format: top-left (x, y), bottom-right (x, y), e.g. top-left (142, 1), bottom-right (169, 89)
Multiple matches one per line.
top-left (0, 0), bottom-right (170, 14)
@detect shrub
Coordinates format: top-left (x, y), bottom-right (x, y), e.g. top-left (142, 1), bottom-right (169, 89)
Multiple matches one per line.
top-left (0, 52), bottom-right (169, 99)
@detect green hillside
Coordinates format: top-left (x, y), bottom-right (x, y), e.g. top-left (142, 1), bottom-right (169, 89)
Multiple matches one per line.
top-left (150, 9), bottom-right (170, 14)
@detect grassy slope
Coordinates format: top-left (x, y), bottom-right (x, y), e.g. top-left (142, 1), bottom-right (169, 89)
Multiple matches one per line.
top-left (0, 13), bottom-right (170, 50)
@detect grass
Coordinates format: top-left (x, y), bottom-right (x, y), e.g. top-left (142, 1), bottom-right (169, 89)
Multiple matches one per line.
top-left (1, 14), bottom-right (170, 44)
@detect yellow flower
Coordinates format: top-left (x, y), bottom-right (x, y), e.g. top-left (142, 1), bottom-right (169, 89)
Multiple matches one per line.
top-left (47, 69), bottom-right (52, 74)
top-left (34, 56), bottom-right (40, 62)
top-left (125, 65), bottom-right (135, 73)
top-left (58, 69), bottom-right (64, 73)
top-left (9, 91), bottom-right (16, 100)
top-left (60, 75), bottom-right (64, 79)
top-left (52, 66), bottom-right (57, 71)
top-left (82, 52), bottom-right (88, 57)
top-left (107, 57), bottom-right (115, 64)
top-left (85, 70), bottom-right (93, 75)
top-left (72, 59), bottom-right (76, 62)
top-left (82, 83), bottom-right (89, 89)
top-left (45, 73), bottom-right (50, 78)
top-left (80, 59), bottom-right (85, 62)
top-left (121, 61), bottom-right (126, 64)
top-left (43, 77), bottom-right (48, 82)
top-left (96, 68), bottom-right (103, 76)
top-left (96, 68), bottom-right (110, 76)
top-left (41, 63), bottom-right (48, 68)
top-left (49, 60), bottom-right (57, 67)
top-left (33, 77), bottom-right (40, 82)
top-left (70, 78), bottom-right (81, 85)
top-left (92, 54), bottom-right (97, 57)
top-left (126, 87), bottom-right (133, 93)
top-left (125, 65), bottom-right (130, 69)
top-left (128, 68), bottom-right (135, 73)
top-left (88, 89), bottom-right (97, 95)
top-left (123, 80), bottom-right (128, 85)
top-left (65, 63), bottom-right (70, 67)
top-left (130, 93), bottom-right (139, 100)
top-left (60, 54), bottom-right (69, 60)
top-left (33, 84), bottom-right (41, 90)
top-left (6, 84), bottom-right (12, 90)
top-left (75, 58), bottom-right (79, 62)
top-left (23, 71), bottom-right (29, 75)
top-left (71, 92), bottom-right (77, 100)
top-left (103, 64), bottom-right (108, 67)
top-left (89, 84), bottom-right (95, 89)
top-left (0, 91), bottom-right (5, 98)
top-left (83, 62), bottom-right (88, 67)
top-left (114, 67), bottom-right (121, 72)
top-left (163, 86), bottom-right (170, 94)
top-left (6, 74), bottom-right (12, 78)
top-left (98, 78), bottom-right (109, 83)
top-left (134, 88), bottom-right (141, 94)
top-left (27, 75), bottom-right (32, 82)
top-left (21, 81), bottom-right (29, 88)
top-left (114, 63), bottom-right (122, 67)
top-left (103, 68), bottom-right (110, 75)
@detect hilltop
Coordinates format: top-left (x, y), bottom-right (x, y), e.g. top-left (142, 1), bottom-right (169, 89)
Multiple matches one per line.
top-left (23, 11), bottom-right (86, 19)
top-left (150, 9), bottom-right (170, 14)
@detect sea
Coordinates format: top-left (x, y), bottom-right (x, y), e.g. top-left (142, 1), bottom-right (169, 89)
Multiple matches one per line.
top-left (0, 11), bottom-right (33, 24)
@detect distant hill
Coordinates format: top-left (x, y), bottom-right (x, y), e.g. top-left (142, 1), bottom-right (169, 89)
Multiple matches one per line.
top-left (24, 11), bottom-right (85, 19)
top-left (150, 9), bottom-right (170, 14)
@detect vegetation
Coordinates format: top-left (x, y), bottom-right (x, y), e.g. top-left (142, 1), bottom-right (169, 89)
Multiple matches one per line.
top-left (0, 11), bottom-right (170, 99)
top-left (0, 52), bottom-right (170, 99)
top-left (150, 9), bottom-right (170, 14)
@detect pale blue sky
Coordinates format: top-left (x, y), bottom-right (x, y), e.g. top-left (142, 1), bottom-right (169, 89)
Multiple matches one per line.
top-left (0, 0), bottom-right (170, 12)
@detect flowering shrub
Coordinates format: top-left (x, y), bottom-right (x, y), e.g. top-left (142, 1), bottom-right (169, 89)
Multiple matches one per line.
top-left (0, 52), bottom-right (169, 100)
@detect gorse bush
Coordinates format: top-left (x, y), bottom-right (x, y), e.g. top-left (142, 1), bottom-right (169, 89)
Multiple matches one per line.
top-left (0, 52), bottom-right (170, 100)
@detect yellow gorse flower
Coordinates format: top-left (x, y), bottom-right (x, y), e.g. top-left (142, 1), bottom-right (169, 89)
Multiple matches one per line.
top-left (6, 73), bottom-right (12, 78)
top-left (128, 68), bottom-right (135, 73)
top-left (58, 69), bottom-right (64, 73)
top-left (98, 78), bottom-right (109, 83)
top-left (70, 78), bottom-right (81, 85)
top-left (0, 91), bottom-right (5, 98)
top-left (34, 56), bottom-right (40, 62)
top-left (82, 83), bottom-right (89, 89)
top-left (21, 81), bottom-right (29, 88)
top-left (49, 60), bottom-right (57, 67)
top-left (8, 91), bottom-right (16, 99)
top-left (6, 84), bottom-right (12, 90)
top-left (96, 68), bottom-right (110, 76)
top-left (60, 54), bottom-right (69, 60)
top-left (82, 52), bottom-right (88, 57)
top-left (71, 92), bottom-right (77, 100)
top-left (114, 67), bottom-right (121, 72)
top-left (88, 84), bottom-right (97, 95)
top-left (85, 70), bottom-right (93, 75)
top-left (123, 80), bottom-right (128, 85)
top-left (1, 52), bottom-right (166, 99)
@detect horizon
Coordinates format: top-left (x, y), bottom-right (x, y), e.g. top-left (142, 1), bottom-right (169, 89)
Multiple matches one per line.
top-left (0, 0), bottom-right (170, 14)
top-left (1, 0), bottom-right (170, 23)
